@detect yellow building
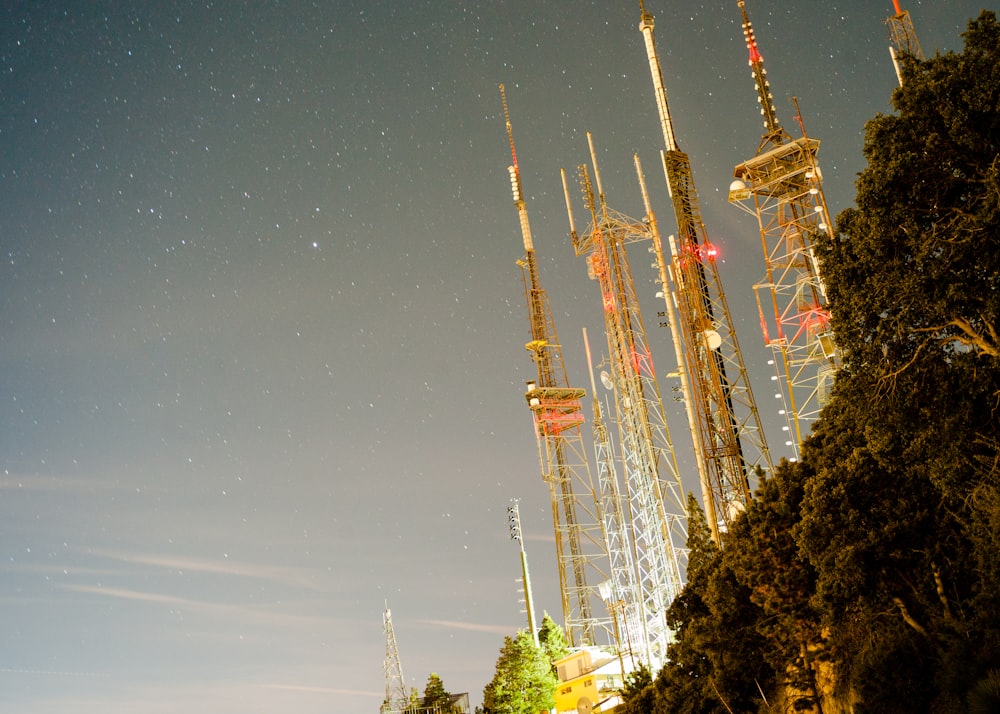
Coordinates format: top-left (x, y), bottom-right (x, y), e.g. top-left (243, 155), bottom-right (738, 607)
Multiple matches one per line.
top-left (552, 648), bottom-right (625, 714)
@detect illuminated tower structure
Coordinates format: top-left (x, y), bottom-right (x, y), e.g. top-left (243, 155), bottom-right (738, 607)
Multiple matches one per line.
top-left (886, 0), bottom-right (924, 86)
top-left (583, 328), bottom-right (642, 669)
top-left (727, 0), bottom-right (840, 457)
top-left (381, 606), bottom-right (408, 714)
top-left (499, 84), bottom-right (611, 648)
top-left (561, 135), bottom-right (686, 669)
top-left (637, 2), bottom-right (773, 542)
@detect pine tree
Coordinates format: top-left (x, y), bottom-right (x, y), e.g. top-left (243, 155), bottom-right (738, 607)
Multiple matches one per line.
top-left (537, 612), bottom-right (570, 667)
top-left (482, 630), bottom-right (557, 714)
top-left (422, 672), bottom-right (455, 714)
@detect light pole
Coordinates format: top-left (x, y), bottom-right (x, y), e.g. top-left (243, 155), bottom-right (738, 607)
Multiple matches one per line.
top-left (508, 500), bottom-right (539, 647)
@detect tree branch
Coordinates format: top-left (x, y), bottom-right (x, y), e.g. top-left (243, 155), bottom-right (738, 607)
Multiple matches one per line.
top-left (931, 562), bottom-right (952, 620)
top-left (911, 317), bottom-right (1000, 358)
top-left (893, 597), bottom-right (929, 636)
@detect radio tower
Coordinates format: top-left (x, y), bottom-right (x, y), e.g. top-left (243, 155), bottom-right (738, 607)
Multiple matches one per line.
top-left (499, 84), bottom-right (611, 648)
top-left (584, 327), bottom-right (642, 669)
top-left (561, 136), bottom-right (685, 669)
top-left (381, 606), bottom-right (408, 714)
top-left (886, 0), bottom-right (924, 86)
top-left (637, 1), bottom-right (773, 543)
top-left (727, 0), bottom-right (840, 457)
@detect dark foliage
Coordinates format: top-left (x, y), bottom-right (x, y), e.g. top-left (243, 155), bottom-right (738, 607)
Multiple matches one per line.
top-left (629, 11), bottom-right (1000, 714)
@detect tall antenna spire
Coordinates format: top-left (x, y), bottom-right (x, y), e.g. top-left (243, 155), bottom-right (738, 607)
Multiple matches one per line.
top-left (500, 83), bottom-right (534, 255)
top-left (637, 1), bottom-right (773, 542)
top-left (498, 84), bottom-right (612, 648)
top-left (637, 3), bottom-right (677, 152)
top-left (737, 0), bottom-right (787, 152)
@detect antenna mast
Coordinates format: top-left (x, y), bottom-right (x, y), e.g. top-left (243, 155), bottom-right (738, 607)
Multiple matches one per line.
top-left (728, 0), bottom-right (840, 457)
top-left (562, 138), bottom-right (686, 670)
top-left (638, 2), bottom-right (773, 543)
top-left (886, 0), bottom-right (924, 86)
top-left (499, 84), bottom-right (612, 648)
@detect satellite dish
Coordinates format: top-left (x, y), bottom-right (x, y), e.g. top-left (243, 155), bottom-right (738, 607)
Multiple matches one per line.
top-left (577, 696), bottom-right (593, 714)
top-left (599, 371), bottom-right (614, 391)
top-left (704, 329), bottom-right (723, 350)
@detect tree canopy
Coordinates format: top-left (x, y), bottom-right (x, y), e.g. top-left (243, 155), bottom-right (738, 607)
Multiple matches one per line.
top-left (482, 630), bottom-right (557, 714)
top-left (537, 612), bottom-right (570, 666)
top-left (422, 672), bottom-right (456, 714)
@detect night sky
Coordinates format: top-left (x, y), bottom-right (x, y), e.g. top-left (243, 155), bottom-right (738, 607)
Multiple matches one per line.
top-left (0, 2), bottom-right (984, 712)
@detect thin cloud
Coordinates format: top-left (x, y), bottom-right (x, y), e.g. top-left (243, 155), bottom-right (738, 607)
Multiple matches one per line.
top-left (0, 474), bottom-right (128, 493)
top-left (60, 583), bottom-right (344, 629)
top-left (81, 547), bottom-right (321, 590)
top-left (260, 684), bottom-right (382, 697)
top-left (63, 583), bottom-right (206, 608)
top-left (418, 618), bottom-right (514, 635)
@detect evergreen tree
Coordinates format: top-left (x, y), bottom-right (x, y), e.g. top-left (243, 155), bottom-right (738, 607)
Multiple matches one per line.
top-left (800, 11), bottom-right (1000, 712)
top-left (422, 672), bottom-right (455, 714)
top-left (482, 630), bottom-right (557, 714)
top-left (726, 462), bottom-right (826, 711)
top-left (821, 11), bottom-right (1000, 369)
top-left (537, 612), bottom-right (570, 667)
top-left (651, 495), bottom-right (775, 714)
top-left (405, 686), bottom-right (422, 714)
top-left (653, 494), bottom-right (724, 714)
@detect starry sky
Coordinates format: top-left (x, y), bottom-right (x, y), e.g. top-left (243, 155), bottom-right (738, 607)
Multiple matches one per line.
top-left (0, 1), bottom-right (985, 712)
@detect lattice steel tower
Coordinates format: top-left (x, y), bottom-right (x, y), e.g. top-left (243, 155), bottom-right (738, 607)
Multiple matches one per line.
top-left (638, 1), bottom-right (773, 543)
top-left (561, 136), bottom-right (685, 669)
top-left (584, 327), bottom-right (643, 669)
top-left (499, 84), bottom-right (611, 648)
top-left (727, 0), bottom-right (840, 458)
top-left (886, 0), bottom-right (924, 86)
top-left (381, 606), bottom-right (408, 714)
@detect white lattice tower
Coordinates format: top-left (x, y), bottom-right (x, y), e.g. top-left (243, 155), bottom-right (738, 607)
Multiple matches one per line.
top-left (381, 607), bottom-right (408, 714)
top-left (584, 328), bottom-right (643, 667)
top-left (562, 143), bottom-right (686, 669)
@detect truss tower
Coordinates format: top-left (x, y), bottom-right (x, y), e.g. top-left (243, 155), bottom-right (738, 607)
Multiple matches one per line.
top-left (500, 85), bottom-right (612, 648)
top-left (561, 136), bottom-right (685, 669)
top-left (638, 2), bottom-right (772, 541)
top-left (887, 0), bottom-right (924, 85)
top-left (583, 328), bottom-right (643, 669)
top-left (727, 0), bottom-right (840, 457)
top-left (381, 606), bottom-right (408, 714)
